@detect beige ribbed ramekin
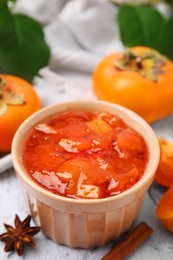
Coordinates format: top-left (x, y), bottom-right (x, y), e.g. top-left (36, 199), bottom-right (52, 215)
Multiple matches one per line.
top-left (12, 100), bottom-right (160, 248)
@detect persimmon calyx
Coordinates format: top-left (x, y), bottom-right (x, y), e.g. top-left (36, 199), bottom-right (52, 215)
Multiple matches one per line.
top-left (0, 77), bottom-right (26, 116)
top-left (114, 49), bottom-right (165, 82)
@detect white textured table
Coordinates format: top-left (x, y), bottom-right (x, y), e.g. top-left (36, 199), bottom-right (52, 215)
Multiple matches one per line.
top-left (2, 0), bottom-right (173, 258)
top-left (0, 74), bottom-right (173, 260)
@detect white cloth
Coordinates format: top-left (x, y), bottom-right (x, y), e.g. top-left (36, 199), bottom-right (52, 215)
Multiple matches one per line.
top-left (15, 0), bottom-right (123, 81)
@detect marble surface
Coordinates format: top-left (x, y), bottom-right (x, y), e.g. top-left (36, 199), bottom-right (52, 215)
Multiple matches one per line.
top-left (1, 0), bottom-right (173, 258)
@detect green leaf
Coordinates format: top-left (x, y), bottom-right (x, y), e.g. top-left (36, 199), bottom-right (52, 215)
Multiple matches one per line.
top-left (157, 15), bottom-right (173, 60)
top-left (117, 5), bottom-right (173, 60)
top-left (118, 6), bottom-right (165, 49)
top-left (8, 0), bottom-right (17, 3)
top-left (0, 3), bottom-right (50, 82)
top-left (0, 1), bottom-right (10, 25)
top-left (164, 0), bottom-right (173, 9)
top-left (6, 0), bottom-right (17, 6)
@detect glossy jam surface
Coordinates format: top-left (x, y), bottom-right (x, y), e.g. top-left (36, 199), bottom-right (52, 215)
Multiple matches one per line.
top-left (22, 111), bottom-right (148, 199)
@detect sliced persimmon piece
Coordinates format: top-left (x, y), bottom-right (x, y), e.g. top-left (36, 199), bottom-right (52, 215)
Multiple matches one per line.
top-left (58, 137), bottom-right (97, 152)
top-left (58, 157), bottom-right (82, 183)
top-left (77, 184), bottom-right (100, 199)
top-left (35, 124), bottom-right (57, 134)
top-left (155, 138), bottom-right (173, 187)
top-left (57, 157), bottom-right (82, 196)
top-left (57, 156), bottom-right (105, 197)
top-left (58, 155), bottom-right (113, 185)
top-left (58, 138), bottom-right (81, 153)
top-left (155, 168), bottom-right (173, 188)
top-left (156, 186), bottom-right (173, 233)
top-left (87, 119), bottom-right (112, 135)
top-left (96, 112), bottom-right (126, 128)
top-left (108, 167), bottom-right (140, 195)
top-left (116, 128), bottom-right (146, 154)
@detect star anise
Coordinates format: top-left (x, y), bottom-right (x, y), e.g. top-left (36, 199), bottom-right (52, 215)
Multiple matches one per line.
top-left (0, 215), bottom-right (41, 256)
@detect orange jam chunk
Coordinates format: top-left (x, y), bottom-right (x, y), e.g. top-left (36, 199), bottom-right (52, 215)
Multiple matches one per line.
top-left (22, 111), bottom-right (148, 199)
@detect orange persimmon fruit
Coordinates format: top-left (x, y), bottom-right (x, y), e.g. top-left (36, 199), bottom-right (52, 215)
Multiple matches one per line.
top-left (93, 46), bottom-right (173, 123)
top-left (156, 186), bottom-right (173, 233)
top-left (0, 75), bottom-right (41, 153)
top-left (155, 138), bottom-right (173, 188)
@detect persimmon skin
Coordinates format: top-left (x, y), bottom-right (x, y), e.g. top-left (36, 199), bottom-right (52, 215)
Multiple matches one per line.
top-left (155, 168), bottom-right (173, 188)
top-left (93, 46), bottom-right (173, 123)
top-left (156, 186), bottom-right (173, 233)
top-left (155, 138), bottom-right (173, 188)
top-left (0, 75), bottom-right (41, 153)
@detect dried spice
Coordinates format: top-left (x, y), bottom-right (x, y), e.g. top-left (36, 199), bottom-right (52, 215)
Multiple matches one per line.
top-left (0, 215), bottom-right (41, 256)
top-left (101, 222), bottom-right (153, 260)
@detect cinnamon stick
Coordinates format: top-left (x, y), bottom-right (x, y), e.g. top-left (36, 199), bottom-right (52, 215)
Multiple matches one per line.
top-left (101, 222), bottom-right (153, 260)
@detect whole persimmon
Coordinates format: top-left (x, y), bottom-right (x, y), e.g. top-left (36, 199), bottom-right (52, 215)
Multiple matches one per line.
top-left (0, 75), bottom-right (41, 153)
top-left (93, 46), bottom-right (173, 123)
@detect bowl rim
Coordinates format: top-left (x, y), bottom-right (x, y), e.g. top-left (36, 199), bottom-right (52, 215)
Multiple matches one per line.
top-left (12, 100), bottom-right (160, 205)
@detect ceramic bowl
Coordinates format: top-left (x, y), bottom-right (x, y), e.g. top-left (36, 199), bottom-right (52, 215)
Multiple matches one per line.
top-left (12, 100), bottom-right (160, 248)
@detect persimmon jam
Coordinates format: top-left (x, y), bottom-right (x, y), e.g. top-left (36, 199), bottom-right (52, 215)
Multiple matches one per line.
top-left (22, 111), bottom-right (149, 199)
